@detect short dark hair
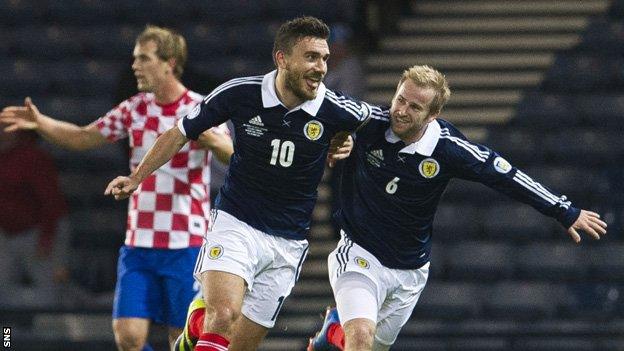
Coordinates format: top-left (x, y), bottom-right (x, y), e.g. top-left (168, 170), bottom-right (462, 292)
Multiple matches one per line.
top-left (137, 25), bottom-right (187, 79)
top-left (272, 16), bottom-right (330, 66)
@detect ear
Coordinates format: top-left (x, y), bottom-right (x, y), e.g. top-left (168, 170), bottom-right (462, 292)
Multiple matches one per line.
top-left (167, 58), bottom-right (176, 73)
top-left (275, 50), bottom-right (287, 69)
top-left (426, 112), bottom-right (439, 123)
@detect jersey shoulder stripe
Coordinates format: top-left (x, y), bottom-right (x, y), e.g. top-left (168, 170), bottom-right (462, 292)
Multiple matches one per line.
top-left (370, 105), bottom-right (390, 121)
top-left (325, 90), bottom-right (369, 121)
top-left (326, 90), bottom-right (361, 111)
top-left (202, 76), bottom-right (263, 104)
top-left (439, 128), bottom-right (489, 162)
top-left (325, 94), bottom-right (361, 118)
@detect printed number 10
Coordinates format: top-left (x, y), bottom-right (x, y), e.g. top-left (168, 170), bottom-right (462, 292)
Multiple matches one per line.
top-left (270, 139), bottom-right (295, 167)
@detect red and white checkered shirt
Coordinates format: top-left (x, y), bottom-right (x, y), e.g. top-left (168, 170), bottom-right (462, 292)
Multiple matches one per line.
top-left (96, 91), bottom-right (226, 249)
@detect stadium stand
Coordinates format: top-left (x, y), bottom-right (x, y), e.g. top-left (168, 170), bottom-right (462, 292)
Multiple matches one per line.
top-left (1, 1), bottom-right (622, 350)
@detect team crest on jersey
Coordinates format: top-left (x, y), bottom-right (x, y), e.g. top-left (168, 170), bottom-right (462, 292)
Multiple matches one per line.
top-left (419, 158), bottom-right (440, 178)
top-left (493, 157), bottom-right (512, 174)
top-left (303, 120), bottom-right (324, 141)
top-left (354, 257), bottom-right (370, 269)
top-left (187, 104), bottom-right (201, 120)
top-left (208, 245), bottom-right (223, 259)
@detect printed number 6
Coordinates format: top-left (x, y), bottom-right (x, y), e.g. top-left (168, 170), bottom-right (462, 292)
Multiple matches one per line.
top-left (386, 177), bottom-right (400, 194)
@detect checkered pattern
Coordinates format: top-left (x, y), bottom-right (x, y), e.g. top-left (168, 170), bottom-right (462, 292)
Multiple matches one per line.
top-left (96, 91), bottom-right (228, 249)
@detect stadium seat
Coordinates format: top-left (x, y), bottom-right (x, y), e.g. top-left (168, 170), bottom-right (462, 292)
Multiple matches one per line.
top-left (481, 204), bottom-right (559, 241)
top-left (0, 0), bottom-right (40, 25)
top-left (10, 26), bottom-right (84, 60)
top-left (193, 0), bottom-right (265, 24)
top-left (0, 60), bottom-right (51, 97)
top-left (432, 203), bottom-right (483, 241)
top-left (515, 243), bottom-right (586, 281)
top-left (484, 128), bottom-right (541, 164)
top-left (71, 208), bottom-right (126, 247)
top-left (192, 58), bottom-right (271, 82)
top-left (46, 61), bottom-right (120, 98)
top-left (429, 242), bottom-right (446, 278)
top-left (512, 337), bottom-right (596, 351)
top-left (80, 25), bottom-right (140, 59)
top-left (539, 131), bottom-right (618, 166)
top-left (514, 93), bottom-right (576, 127)
top-left (446, 241), bottom-right (514, 281)
top-left (112, 0), bottom-right (193, 24)
top-left (45, 0), bottom-right (115, 25)
top-left (587, 244), bottom-right (624, 281)
top-left (573, 94), bottom-right (624, 126)
top-left (182, 24), bottom-right (229, 60)
top-left (483, 282), bottom-right (559, 320)
top-left (559, 283), bottom-right (623, 319)
top-left (542, 55), bottom-right (610, 93)
top-left (414, 282), bottom-right (481, 319)
top-left (228, 23), bottom-right (277, 58)
top-left (577, 19), bottom-right (624, 55)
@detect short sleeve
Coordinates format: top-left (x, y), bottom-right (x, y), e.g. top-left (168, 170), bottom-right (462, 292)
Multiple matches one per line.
top-left (95, 96), bottom-right (137, 141)
top-left (178, 81), bottom-right (236, 140)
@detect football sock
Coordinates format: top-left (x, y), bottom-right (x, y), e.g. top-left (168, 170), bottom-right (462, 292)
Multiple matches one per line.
top-left (141, 343), bottom-right (154, 351)
top-left (189, 308), bottom-right (206, 338)
top-left (196, 333), bottom-right (230, 351)
top-left (327, 323), bottom-right (345, 350)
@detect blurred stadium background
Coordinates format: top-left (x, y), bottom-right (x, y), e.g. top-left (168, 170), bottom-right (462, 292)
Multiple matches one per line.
top-left (1, 0), bottom-right (623, 350)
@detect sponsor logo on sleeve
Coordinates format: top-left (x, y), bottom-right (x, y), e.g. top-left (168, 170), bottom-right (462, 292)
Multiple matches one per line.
top-left (493, 157), bottom-right (512, 174)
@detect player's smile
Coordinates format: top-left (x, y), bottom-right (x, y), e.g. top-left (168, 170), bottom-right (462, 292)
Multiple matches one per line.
top-left (389, 80), bottom-right (437, 144)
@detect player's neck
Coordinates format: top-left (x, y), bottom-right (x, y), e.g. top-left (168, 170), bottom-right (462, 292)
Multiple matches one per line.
top-left (153, 79), bottom-right (187, 105)
top-left (401, 125), bottom-right (428, 145)
top-left (275, 72), bottom-right (304, 110)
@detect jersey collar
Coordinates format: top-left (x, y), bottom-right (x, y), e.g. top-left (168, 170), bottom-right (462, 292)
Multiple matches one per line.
top-left (384, 119), bottom-right (441, 156)
top-left (261, 70), bottom-right (326, 117)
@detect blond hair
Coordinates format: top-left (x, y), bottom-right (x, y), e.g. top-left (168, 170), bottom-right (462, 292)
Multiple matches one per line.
top-left (399, 65), bottom-right (451, 115)
top-left (136, 25), bottom-right (187, 79)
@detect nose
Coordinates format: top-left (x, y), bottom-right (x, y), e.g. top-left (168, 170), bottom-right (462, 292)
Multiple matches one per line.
top-left (131, 59), bottom-right (139, 71)
top-left (315, 59), bottom-right (326, 75)
top-left (396, 104), bottom-right (408, 116)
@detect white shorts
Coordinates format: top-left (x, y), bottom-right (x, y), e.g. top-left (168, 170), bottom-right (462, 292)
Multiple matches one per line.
top-left (194, 210), bottom-right (309, 328)
top-left (328, 231), bottom-right (429, 345)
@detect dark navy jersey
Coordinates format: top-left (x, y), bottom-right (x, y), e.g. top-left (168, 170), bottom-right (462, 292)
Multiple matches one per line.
top-left (178, 71), bottom-right (370, 240)
top-left (335, 111), bottom-right (581, 269)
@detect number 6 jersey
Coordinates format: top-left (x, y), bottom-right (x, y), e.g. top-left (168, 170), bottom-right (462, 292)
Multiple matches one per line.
top-left (335, 112), bottom-right (581, 270)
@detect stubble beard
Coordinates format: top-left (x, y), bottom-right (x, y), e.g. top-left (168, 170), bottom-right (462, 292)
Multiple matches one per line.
top-left (285, 67), bottom-right (317, 101)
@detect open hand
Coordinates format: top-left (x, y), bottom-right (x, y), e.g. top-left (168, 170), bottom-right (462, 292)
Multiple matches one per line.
top-left (567, 210), bottom-right (607, 243)
top-left (0, 97), bottom-right (41, 132)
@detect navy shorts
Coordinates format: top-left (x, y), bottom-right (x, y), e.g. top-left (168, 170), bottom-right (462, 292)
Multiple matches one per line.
top-left (113, 246), bottom-right (200, 327)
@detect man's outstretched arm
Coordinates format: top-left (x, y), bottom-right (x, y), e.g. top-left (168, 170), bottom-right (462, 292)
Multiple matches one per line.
top-left (105, 125), bottom-right (187, 200)
top-left (0, 97), bottom-right (108, 151)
